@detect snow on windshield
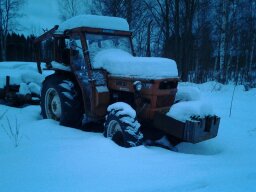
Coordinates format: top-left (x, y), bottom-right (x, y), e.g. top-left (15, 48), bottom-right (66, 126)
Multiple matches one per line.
top-left (92, 49), bottom-right (178, 79)
top-left (57, 15), bottom-right (129, 32)
top-left (86, 33), bottom-right (132, 62)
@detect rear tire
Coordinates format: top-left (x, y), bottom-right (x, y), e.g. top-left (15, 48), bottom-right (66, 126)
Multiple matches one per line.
top-left (41, 74), bottom-right (83, 128)
top-left (104, 104), bottom-right (143, 148)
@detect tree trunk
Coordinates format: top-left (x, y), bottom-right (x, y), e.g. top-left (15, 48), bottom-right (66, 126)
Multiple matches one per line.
top-left (249, 33), bottom-right (255, 73)
top-left (174, 0), bottom-right (180, 64)
top-left (146, 20), bottom-right (152, 57)
top-left (219, 0), bottom-right (227, 83)
top-left (126, 0), bottom-right (132, 26)
top-left (0, 0), bottom-right (3, 61)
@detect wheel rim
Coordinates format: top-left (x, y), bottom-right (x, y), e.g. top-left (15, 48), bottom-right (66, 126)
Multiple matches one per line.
top-left (45, 88), bottom-right (62, 120)
top-left (107, 119), bottom-right (125, 146)
top-left (107, 120), bottom-right (122, 138)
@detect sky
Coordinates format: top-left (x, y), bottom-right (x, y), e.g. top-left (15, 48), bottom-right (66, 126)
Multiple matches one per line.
top-left (18, 0), bottom-right (60, 36)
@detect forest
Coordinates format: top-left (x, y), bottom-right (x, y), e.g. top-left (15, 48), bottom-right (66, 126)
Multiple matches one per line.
top-left (0, 0), bottom-right (256, 86)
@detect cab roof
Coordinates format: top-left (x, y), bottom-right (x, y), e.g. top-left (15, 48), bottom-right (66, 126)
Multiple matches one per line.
top-left (57, 15), bottom-right (130, 33)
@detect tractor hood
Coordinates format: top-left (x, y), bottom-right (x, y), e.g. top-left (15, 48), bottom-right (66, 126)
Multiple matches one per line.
top-left (92, 49), bottom-right (178, 79)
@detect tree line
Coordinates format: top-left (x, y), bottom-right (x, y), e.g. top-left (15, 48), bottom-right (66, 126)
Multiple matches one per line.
top-left (88, 0), bottom-right (256, 85)
top-left (1, 0), bottom-right (256, 86)
top-left (4, 33), bottom-right (35, 61)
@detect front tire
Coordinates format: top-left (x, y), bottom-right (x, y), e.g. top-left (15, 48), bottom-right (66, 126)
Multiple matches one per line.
top-left (41, 74), bottom-right (83, 128)
top-left (104, 103), bottom-right (143, 148)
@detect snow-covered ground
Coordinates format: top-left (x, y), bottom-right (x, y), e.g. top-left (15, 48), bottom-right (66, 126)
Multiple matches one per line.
top-left (0, 81), bottom-right (255, 192)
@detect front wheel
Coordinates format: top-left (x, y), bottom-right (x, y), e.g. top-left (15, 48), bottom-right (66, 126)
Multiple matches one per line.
top-left (104, 102), bottom-right (143, 147)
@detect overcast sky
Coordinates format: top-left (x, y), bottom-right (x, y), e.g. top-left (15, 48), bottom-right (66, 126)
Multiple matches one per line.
top-left (18, 0), bottom-right (60, 36)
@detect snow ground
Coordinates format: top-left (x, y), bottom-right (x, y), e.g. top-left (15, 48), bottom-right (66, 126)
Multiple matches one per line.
top-left (0, 82), bottom-right (256, 192)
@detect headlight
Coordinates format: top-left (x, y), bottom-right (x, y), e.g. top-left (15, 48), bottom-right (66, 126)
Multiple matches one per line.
top-left (133, 81), bottom-right (142, 92)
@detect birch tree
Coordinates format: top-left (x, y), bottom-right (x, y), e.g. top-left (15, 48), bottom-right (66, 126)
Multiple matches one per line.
top-left (218, 0), bottom-right (227, 82)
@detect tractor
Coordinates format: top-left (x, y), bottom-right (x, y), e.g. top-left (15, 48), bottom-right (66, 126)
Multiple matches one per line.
top-left (34, 15), bottom-right (220, 148)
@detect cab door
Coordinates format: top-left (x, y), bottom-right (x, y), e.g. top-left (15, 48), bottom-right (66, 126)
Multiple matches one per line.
top-left (70, 33), bottom-right (95, 120)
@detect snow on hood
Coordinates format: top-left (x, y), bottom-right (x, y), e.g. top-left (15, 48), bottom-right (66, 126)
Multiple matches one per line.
top-left (57, 15), bottom-right (129, 32)
top-left (92, 49), bottom-right (178, 79)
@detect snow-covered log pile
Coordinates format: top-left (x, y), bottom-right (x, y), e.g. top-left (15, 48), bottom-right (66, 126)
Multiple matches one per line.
top-left (0, 62), bottom-right (51, 96)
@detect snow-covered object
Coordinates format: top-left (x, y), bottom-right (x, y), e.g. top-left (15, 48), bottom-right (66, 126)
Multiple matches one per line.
top-left (167, 101), bottom-right (214, 122)
top-left (175, 86), bottom-right (201, 102)
top-left (51, 61), bottom-right (71, 71)
top-left (93, 49), bottom-right (178, 79)
top-left (96, 86), bottom-right (108, 93)
top-left (19, 83), bottom-right (31, 95)
top-left (58, 15), bottom-right (129, 32)
top-left (0, 62), bottom-right (51, 97)
top-left (28, 82), bottom-right (41, 96)
top-left (18, 82), bottom-right (41, 96)
top-left (107, 102), bottom-right (136, 119)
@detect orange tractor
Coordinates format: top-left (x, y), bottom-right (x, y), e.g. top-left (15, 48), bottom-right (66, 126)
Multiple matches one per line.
top-left (34, 15), bottom-right (220, 148)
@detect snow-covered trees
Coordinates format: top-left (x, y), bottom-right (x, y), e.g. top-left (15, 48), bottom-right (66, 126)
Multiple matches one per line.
top-left (1, 0), bottom-right (254, 85)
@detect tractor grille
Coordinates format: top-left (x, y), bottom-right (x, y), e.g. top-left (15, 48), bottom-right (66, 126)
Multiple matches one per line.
top-left (156, 95), bottom-right (174, 108)
top-left (159, 81), bottom-right (178, 90)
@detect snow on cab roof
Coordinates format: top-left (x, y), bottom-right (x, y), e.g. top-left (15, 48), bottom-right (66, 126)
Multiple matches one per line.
top-left (57, 15), bottom-right (130, 32)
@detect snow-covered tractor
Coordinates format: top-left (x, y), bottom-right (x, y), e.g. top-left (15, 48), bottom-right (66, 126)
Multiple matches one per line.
top-left (34, 15), bottom-right (220, 148)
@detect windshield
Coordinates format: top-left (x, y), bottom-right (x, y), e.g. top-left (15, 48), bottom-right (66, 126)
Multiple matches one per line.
top-left (86, 33), bottom-right (132, 64)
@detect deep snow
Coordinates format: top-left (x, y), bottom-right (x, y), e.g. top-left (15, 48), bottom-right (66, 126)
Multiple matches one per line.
top-left (0, 82), bottom-right (256, 192)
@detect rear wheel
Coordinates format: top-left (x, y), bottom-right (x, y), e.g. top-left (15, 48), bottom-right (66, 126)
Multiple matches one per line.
top-left (44, 87), bottom-right (62, 120)
top-left (104, 103), bottom-right (143, 147)
top-left (41, 74), bottom-right (83, 128)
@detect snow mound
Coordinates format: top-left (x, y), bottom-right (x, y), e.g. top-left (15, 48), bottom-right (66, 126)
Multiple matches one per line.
top-left (199, 81), bottom-right (224, 92)
top-left (93, 49), bottom-right (178, 79)
top-left (167, 101), bottom-right (214, 122)
top-left (58, 14), bottom-right (129, 32)
top-left (175, 86), bottom-right (201, 102)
